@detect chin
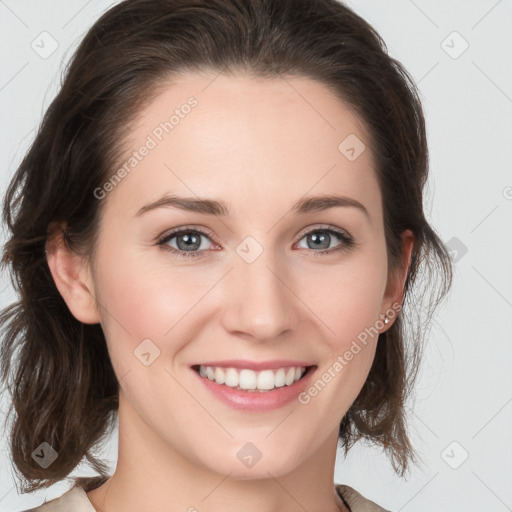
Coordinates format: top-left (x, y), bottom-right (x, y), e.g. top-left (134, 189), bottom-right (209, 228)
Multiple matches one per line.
top-left (203, 442), bottom-right (307, 480)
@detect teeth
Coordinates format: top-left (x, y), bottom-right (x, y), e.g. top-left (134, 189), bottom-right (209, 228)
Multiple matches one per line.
top-left (225, 368), bottom-right (239, 387)
top-left (285, 367), bottom-right (296, 385)
top-left (257, 369), bottom-right (275, 390)
top-left (274, 368), bottom-right (286, 388)
top-left (197, 365), bottom-right (307, 391)
top-left (214, 366), bottom-right (225, 384)
top-left (239, 369), bottom-right (257, 390)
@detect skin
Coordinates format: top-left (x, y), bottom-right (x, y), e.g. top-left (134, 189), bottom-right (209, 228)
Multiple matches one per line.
top-left (47, 72), bottom-right (414, 512)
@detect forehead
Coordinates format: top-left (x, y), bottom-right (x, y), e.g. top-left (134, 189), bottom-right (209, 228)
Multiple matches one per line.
top-left (104, 72), bottom-right (382, 224)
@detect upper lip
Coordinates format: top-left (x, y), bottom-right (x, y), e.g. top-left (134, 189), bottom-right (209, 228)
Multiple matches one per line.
top-left (192, 359), bottom-right (315, 371)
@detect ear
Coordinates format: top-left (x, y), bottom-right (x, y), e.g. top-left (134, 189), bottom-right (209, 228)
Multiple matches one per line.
top-left (45, 222), bottom-right (101, 324)
top-left (380, 229), bottom-right (415, 330)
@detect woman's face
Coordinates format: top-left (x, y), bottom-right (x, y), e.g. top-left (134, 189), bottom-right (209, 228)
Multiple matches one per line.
top-left (83, 72), bottom-right (406, 478)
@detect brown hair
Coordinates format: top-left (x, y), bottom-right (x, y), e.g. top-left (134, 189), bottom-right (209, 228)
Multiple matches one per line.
top-left (0, 0), bottom-right (453, 494)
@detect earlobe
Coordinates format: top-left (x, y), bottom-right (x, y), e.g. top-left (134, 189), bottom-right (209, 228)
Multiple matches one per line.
top-left (380, 229), bottom-right (415, 331)
top-left (45, 223), bottom-right (100, 324)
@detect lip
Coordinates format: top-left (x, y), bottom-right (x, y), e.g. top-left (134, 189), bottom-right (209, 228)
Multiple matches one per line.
top-left (192, 359), bottom-right (313, 371)
top-left (191, 364), bottom-right (318, 411)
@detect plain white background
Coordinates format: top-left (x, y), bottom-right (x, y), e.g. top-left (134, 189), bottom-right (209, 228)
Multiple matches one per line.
top-left (0, 1), bottom-right (511, 511)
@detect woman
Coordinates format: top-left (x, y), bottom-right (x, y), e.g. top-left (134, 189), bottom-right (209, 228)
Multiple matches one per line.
top-left (0, 0), bottom-right (453, 511)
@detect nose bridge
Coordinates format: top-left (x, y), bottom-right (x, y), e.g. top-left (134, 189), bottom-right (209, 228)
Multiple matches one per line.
top-left (221, 241), bottom-right (299, 340)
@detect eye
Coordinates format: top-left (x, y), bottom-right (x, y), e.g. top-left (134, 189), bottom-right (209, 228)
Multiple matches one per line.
top-left (157, 227), bottom-right (218, 259)
top-left (157, 225), bottom-right (355, 259)
top-left (294, 226), bottom-right (355, 256)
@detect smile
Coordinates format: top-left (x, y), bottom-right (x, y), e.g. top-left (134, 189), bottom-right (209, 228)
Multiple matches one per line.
top-left (193, 365), bottom-right (312, 392)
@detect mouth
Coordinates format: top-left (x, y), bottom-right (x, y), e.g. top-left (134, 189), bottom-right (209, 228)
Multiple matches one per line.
top-left (191, 364), bottom-right (316, 393)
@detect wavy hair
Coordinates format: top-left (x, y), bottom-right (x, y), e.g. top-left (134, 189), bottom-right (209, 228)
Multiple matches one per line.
top-left (0, 0), bottom-right (453, 494)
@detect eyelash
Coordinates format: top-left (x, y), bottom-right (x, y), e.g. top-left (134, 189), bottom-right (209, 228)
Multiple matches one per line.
top-left (156, 225), bottom-right (356, 260)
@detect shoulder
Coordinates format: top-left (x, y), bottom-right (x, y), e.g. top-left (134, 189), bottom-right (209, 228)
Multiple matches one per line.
top-left (336, 483), bottom-right (392, 512)
top-left (21, 485), bottom-right (95, 512)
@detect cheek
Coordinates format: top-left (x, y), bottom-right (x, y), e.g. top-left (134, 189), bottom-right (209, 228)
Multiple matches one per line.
top-left (94, 228), bottom-right (388, 372)
top-left (294, 256), bottom-right (388, 418)
top-left (296, 246), bottom-right (388, 349)
top-left (92, 244), bottom-right (207, 365)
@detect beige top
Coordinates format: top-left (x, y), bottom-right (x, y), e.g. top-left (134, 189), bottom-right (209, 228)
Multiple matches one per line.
top-left (23, 483), bottom-right (391, 512)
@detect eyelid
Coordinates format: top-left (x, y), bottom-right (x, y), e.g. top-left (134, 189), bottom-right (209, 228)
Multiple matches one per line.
top-left (294, 223), bottom-right (351, 240)
top-left (157, 223), bottom-right (355, 258)
top-left (292, 224), bottom-right (355, 257)
top-left (157, 225), bottom-right (219, 244)
top-left (157, 224), bottom-right (351, 243)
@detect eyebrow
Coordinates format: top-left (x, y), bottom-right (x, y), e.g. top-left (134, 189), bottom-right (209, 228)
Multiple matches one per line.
top-left (136, 193), bottom-right (370, 219)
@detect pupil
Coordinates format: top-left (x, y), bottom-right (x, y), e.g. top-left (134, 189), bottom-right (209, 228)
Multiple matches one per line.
top-left (310, 232), bottom-right (329, 249)
top-left (179, 233), bottom-right (200, 251)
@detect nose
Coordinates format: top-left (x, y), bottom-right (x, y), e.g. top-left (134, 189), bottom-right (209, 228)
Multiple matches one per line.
top-left (220, 248), bottom-right (301, 342)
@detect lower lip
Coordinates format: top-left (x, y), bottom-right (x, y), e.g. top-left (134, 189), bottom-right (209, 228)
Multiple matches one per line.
top-left (192, 366), bottom-right (317, 411)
